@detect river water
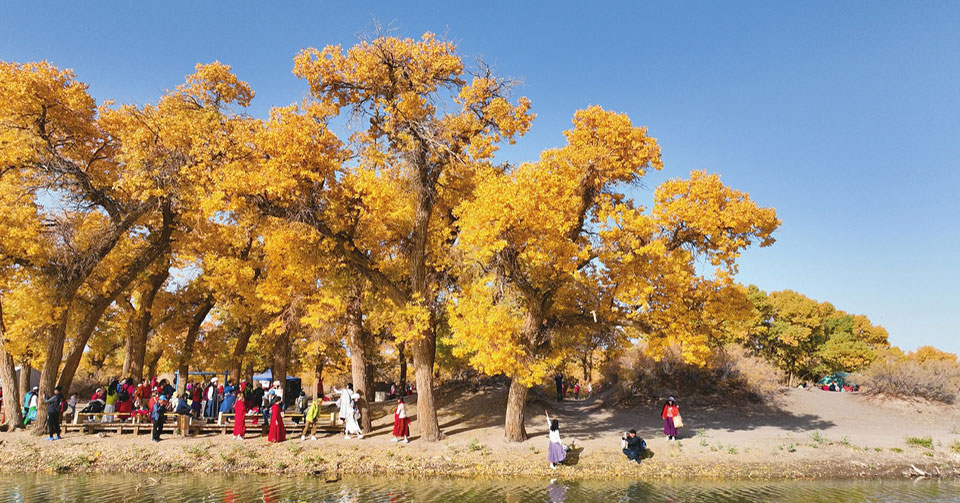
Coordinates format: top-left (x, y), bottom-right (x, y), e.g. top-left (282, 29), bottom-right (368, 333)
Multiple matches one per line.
top-left (1, 474), bottom-right (959, 502)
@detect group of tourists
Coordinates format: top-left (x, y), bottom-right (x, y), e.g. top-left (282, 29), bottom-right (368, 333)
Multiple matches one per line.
top-left (541, 395), bottom-right (681, 469)
top-left (552, 374), bottom-right (597, 402)
top-left (4, 376), bottom-right (683, 472)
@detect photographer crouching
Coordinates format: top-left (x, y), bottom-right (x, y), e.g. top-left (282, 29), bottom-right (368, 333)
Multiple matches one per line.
top-left (621, 429), bottom-right (646, 464)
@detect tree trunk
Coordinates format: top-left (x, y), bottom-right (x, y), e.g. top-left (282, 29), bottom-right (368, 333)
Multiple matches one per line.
top-left (176, 298), bottom-right (214, 396)
top-left (17, 357), bottom-right (30, 410)
top-left (57, 297), bottom-right (113, 395)
top-left (504, 377), bottom-right (529, 442)
top-left (398, 342), bottom-right (407, 392)
top-left (504, 309), bottom-right (543, 442)
top-left (229, 326), bottom-right (253, 387)
top-left (0, 299), bottom-right (24, 429)
top-left (0, 348), bottom-right (22, 430)
top-left (408, 146), bottom-right (442, 441)
top-left (146, 350), bottom-right (162, 382)
top-left (122, 267), bottom-right (169, 381)
top-left (34, 310), bottom-right (70, 434)
top-left (314, 361), bottom-right (324, 401)
top-left (273, 330), bottom-right (290, 406)
top-left (411, 336), bottom-right (439, 440)
top-left (346, 285), bottom-right (372, 433)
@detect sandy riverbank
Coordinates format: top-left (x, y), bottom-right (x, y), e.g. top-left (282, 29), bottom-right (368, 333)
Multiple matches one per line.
top-left (2, 385), bottom-right (959, 480)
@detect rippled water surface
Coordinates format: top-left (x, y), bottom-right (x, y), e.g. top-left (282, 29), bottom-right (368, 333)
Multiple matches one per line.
top-left (1, 474), bottom-right (959, 502)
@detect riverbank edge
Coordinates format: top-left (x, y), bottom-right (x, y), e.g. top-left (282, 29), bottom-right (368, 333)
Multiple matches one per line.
top-left (1, 435), bottom-right (958, 481)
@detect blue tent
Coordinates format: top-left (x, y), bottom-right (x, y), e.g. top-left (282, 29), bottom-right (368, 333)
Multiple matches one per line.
top-left (252, 369), bottom-right (301, 407)
top-left (252, 369), bottom-right (300, 383)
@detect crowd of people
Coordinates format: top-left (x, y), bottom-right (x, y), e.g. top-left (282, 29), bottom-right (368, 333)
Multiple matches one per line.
top-left (2, 376), bottom-right (682, 471)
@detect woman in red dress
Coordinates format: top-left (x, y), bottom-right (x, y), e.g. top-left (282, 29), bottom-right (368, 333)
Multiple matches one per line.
top-left (391, 398), bottom-right (410, 443)
top-left (267, 394), bottom-right (285, 443)
top-left (233, 389), bottom-right (246, 440)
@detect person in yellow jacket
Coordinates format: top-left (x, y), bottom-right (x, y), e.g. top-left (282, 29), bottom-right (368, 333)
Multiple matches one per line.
top-left (300, 398), bottom-right (321, 441)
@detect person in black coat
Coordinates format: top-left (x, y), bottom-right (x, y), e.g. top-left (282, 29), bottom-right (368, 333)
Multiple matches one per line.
top-left (621, 429), bottom-right (646, 464)
top-left (44, 386), bottom-right (64, 441)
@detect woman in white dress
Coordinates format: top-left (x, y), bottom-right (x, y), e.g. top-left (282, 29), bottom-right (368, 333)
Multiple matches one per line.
top-left (343, 392), bottom-right (364, 439)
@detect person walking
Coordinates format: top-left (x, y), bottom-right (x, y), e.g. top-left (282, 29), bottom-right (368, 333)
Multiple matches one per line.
top-left (44, 387), bottom-right (64, 441)
top-left (300, 397), bottom-right (320, 441)
top-left (22, 386), bottom-right (38, 426)
top-left (151, 395), bottom-right (168, 442)
top-left (334, 384), bottom-right (354, 434)
top-left (391, 398), bottom-right (410, 443)
top-left (545, 411), bottom-right (566, 469)
top-left (554, 374), bottom-right (563, 402)
top-left (573, 382), bottom-right (580, 400)
top-left (344, 392), bottom-right (364, 440)
top-left (661, 396), bottom-right (680, 441)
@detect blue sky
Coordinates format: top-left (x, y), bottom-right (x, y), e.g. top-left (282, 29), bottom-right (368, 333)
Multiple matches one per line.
top-left (3, 2), bottom-right (958, 353)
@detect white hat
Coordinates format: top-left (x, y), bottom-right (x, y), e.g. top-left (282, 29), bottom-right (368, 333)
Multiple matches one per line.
top-left (212, 377), bottom-right (218, 382)
top-left (351, 392), bottom-right (360, 400)
top-left (273, 380), bottom-right (280, 387)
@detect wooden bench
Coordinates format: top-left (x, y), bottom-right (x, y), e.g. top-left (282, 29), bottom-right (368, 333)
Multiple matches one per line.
top-left (64, 412), bottom-right (200, 435)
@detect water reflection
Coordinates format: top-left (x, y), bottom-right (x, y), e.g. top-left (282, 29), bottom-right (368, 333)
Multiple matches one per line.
top-left (0, 474), bottom-right (959, 502)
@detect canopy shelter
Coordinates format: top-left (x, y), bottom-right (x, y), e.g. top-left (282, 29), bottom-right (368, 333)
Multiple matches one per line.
top-left (252, 369), bottom-right (302, 407)
top-left (818, 372), bottom-right (852, 387)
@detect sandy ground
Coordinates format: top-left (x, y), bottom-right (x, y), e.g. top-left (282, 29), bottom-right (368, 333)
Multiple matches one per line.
top-left (2, 384), bottom-right (960, 479)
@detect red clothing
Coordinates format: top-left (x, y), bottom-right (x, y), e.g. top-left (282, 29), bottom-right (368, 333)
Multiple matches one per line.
top-left (267, 402), bottom-right (285, 442)
top-left (662, 404), bottom-right (679, 419)
top-left (233, 399), bottom-right (247, 438)
top-left (116, 384), bottom-right (135, 416)
top-left (392, 411), bottom-right (410, 437)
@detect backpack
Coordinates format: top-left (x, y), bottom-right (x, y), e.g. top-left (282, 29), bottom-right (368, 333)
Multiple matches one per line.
top-left (58, 397), bottom-right (66, 413)
top-left (151, 403), bottom-right (161, 422)
top-left (117, 385), bottom-right (130, 402)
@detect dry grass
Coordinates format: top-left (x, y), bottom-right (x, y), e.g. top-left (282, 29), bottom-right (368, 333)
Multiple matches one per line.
top-left (858, 357), bottom-right (960, 404)
top-left (612, 343), bottom-right (784, 403)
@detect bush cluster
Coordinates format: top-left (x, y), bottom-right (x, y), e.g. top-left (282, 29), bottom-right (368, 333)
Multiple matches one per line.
top-left (858, 355), bottom-right (960, 404)
top-left (612, 343), bottom-right (784, 402)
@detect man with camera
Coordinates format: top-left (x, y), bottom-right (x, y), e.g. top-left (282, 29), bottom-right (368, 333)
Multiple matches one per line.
top-left (621, 429), bottom-right (646, 464)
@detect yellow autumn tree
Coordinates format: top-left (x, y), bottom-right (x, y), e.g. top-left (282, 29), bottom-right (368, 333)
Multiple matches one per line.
top-left (453, 107), bottom-right (779, 441)
top-left (225, 33), bottom-right (533, 441)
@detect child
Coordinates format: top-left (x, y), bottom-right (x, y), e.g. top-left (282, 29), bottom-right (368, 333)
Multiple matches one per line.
top-left (151, 395), bottom-right (168, 442)
top-left (545, 411), bottom-right (566, 469)
top-left (391, 398), bottom-right (410, 443)
top-left (300, 398), bottom-right (320, 441)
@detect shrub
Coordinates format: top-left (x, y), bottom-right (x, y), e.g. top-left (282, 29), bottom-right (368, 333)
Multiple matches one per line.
top-left (613, 342), bottom-right (784, 402)
top-left (860, 354), bottom-right (960, 404)
top-left (905, 436), bottom-right (933, 449)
